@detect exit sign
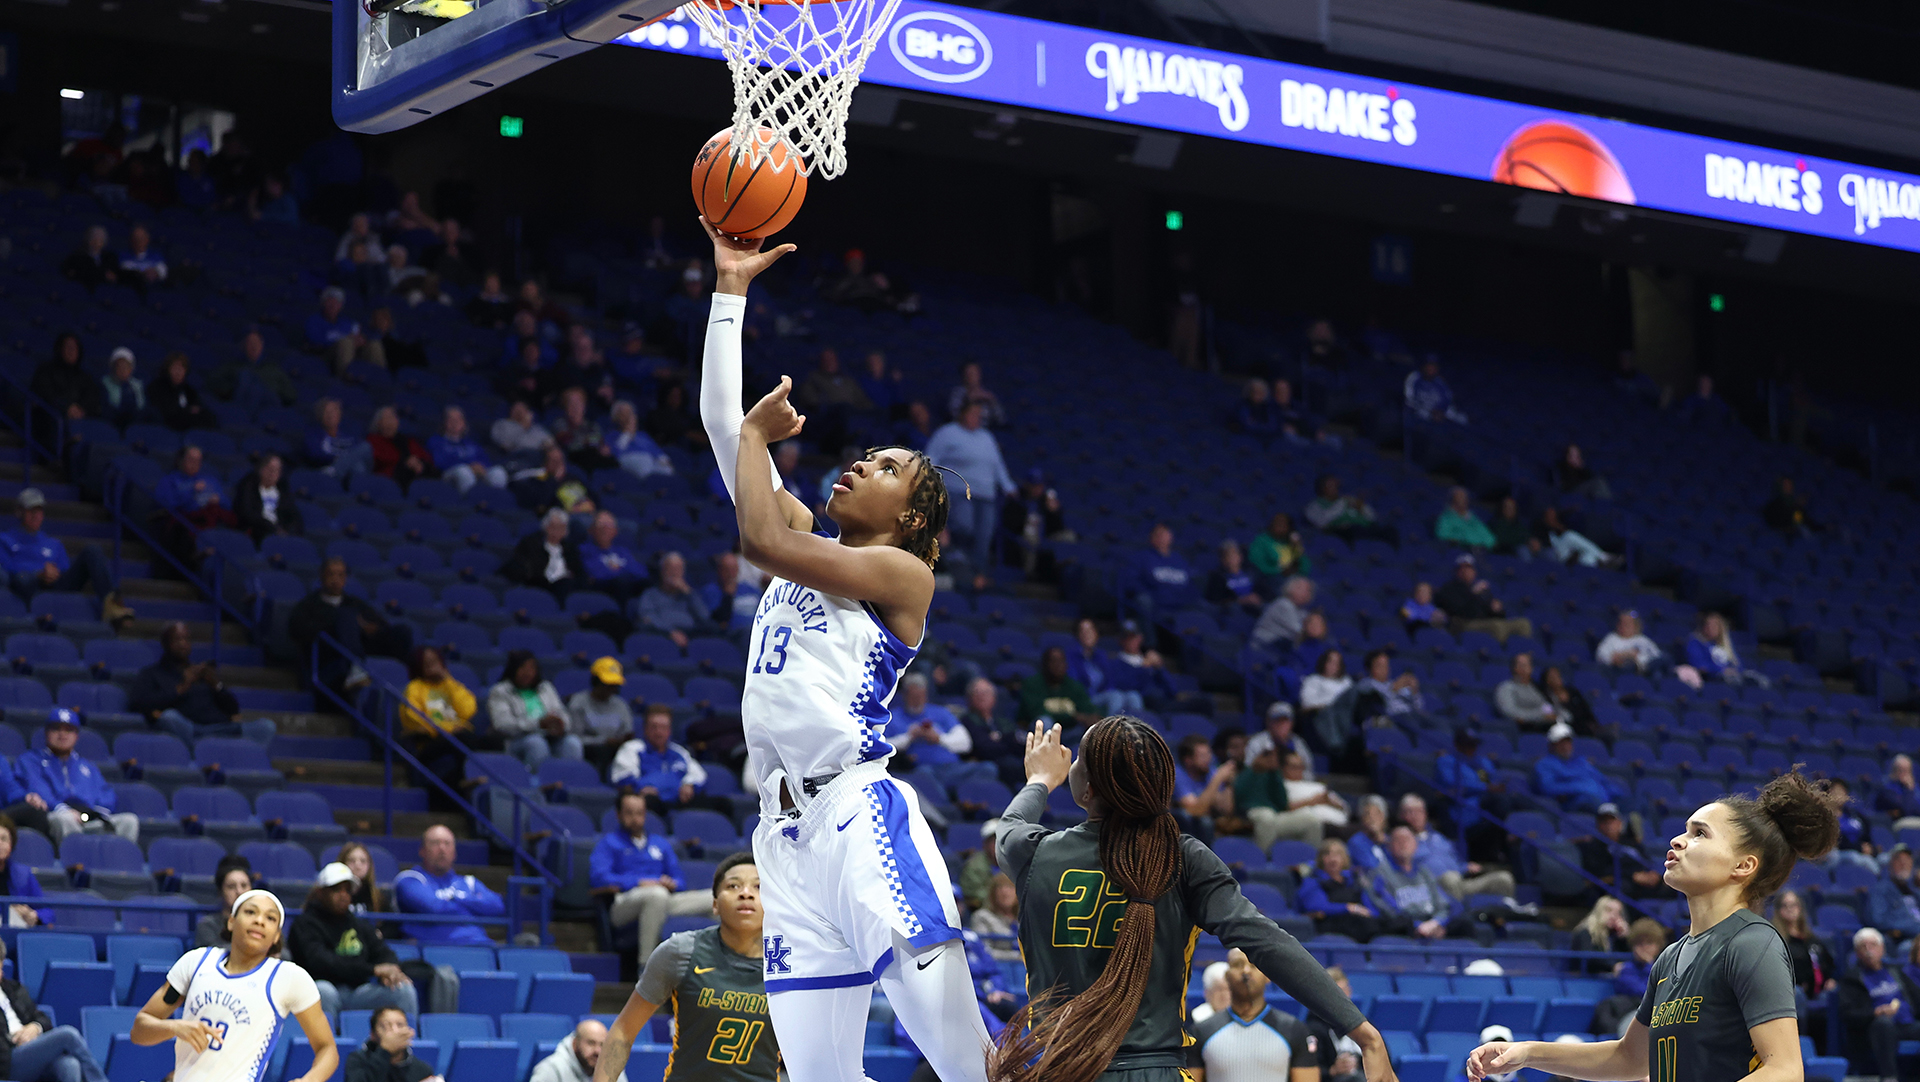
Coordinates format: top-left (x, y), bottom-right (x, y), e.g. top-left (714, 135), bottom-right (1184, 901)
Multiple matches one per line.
top-left (499, 115), bottom-right (524, 138)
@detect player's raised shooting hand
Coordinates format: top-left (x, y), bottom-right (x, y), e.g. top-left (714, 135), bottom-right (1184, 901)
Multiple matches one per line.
top-left (743, 377), bottom-right (806, 443)
top-left (1025, 721), bottom-right (1072, 791)
top-left (703, 216), bottom-right (795, 295)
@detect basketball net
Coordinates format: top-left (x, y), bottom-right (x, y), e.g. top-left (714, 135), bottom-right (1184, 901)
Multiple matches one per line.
top-left (681, 0), bottom-right (902, 180)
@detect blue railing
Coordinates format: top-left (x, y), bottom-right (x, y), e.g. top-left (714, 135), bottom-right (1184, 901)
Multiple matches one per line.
top-left (0, 893), bottom-right (551, 945)
top-left (103, 466), bottom-right (265, 665)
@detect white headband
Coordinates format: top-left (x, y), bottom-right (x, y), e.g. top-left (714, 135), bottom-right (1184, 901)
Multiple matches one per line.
top-left (230, 888), bottom-right (285, 925)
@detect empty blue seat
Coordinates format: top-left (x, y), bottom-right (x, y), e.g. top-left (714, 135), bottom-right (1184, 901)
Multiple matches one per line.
top-left (1368, 994), bottom-right (1426, 1032)
top-left (444, 1041), bottom-right (519, 1082)
top-left (525, 972), bottom-right (595, 1016)
top-left (82, 1005), bottom-right (138, 1065)
top-left (41, 961), bottom-right (115, 1022)
top-left (106, 935), bottom-right (181, 1005)
top-left (106, 1033), bottom-right (174, 1082)
top-left (495, 949), bottom-right (573, 1011)
top-left (1425, 996), bottom-right (1485, 1033)
top-left (18, 932), bottom-right (97, 997)
top-left (421, 1013), bottom-right (497, 1043)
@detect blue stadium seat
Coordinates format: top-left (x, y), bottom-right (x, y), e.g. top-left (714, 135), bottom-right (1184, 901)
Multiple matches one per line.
top-left (18, 931), bottom-right (98, 996)
top-left (1368, 995), bottom-right (1426, 1032)
top-left (107, 1033), bottom-right (174, 1082)
top-left (421, 1013), bottom-right (497, 1043)
top-left (495, 949), bottom-right (573, 1011)
top-left (423, 946), bottom-right (497, 973)
top-left (1425, 996), bottom-right (1486, 1034)
top-left (525, 972), bottom-right (595, 1016)
top-left (106, 936), bottom-right (180, 1005)
top-left (236, 841), bottom-right (318, 886)
top-left (444, 1041), bottom-right (520, 1082)
top-left (41, 961), bottom-right (115, 1022)
top-left (256, 791), bottom-right (350, 853)
top-left (82, 1005), bottom-right (138, 1065)
top-left (284, 1036), bottom-right (346, 1082)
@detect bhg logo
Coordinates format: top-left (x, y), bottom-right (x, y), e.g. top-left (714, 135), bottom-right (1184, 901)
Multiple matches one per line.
top-left (888, 11), bottom-right (993, 84)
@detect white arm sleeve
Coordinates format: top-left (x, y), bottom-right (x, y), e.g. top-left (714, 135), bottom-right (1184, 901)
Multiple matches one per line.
top-left (699, 292), bottom-right (783, 505)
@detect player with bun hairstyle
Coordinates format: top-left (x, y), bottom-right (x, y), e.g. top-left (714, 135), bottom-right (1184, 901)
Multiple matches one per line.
top-left (694, 218), bottom-right (987, 1082)
top-left (1468, 771), bottom-right (1840, 1082)
top-left (991, 719), bottom-right (1393, 1082)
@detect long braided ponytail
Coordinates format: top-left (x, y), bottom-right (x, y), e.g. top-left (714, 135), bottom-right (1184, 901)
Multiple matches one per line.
top-left (987, 716), bottom-right (1183, 1082)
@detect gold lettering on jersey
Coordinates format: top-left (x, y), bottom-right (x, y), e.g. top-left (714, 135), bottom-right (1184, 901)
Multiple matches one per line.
top-left (1647, 996), bottom-right (1703, 1028)
top-left (697, 987), bottom-right (769, 1015)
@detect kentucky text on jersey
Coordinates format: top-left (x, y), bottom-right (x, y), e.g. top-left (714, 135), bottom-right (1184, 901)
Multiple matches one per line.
top-left (755, 580), bottom-right (829, 634)
top-left (184, 988), bottom-right (256, 1031)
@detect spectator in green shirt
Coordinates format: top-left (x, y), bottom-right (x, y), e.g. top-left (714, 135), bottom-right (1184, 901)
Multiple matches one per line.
top-left (1248, 512), bottom-right (1311, 594)
top-left (1018, 646), bottom-right (1098, 729)
top-left (1435, 486), bottom-right (1496, 551)
top-left (1233, 744), bottom-right (1325, 848)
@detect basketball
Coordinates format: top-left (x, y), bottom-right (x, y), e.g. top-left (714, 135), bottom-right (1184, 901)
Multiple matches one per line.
top-left (1491, 120), bottom-right (1637, 205)
top-left (692, 128), bottom-right (809, 240)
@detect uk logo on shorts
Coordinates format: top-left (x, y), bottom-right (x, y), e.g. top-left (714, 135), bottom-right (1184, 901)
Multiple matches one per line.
top-left (763, 935), bottom-right (793, 974)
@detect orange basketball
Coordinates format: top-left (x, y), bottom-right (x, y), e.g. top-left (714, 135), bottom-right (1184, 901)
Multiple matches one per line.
top-left (692, 128), bottom-right (808, 240)
top-left (1491, 120), bottom-right (1636, 205)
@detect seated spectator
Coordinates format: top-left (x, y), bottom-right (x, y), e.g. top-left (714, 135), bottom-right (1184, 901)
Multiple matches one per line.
top-left (1869, 845), bottom-right (1920, 944)
top-left (1882, 758), bottom-right (1920, 833)
top-left (1108, 620), bottom-right (1177, 710)
top-left (1487, 497), bottom-right (1536, 558)
top-left (1568, 895), bottom-right (1629, 969)
top-left (1399, 792), bottom-right (1514, 899)
top-left (970, 873), bottom-right (1021, 958)
top-left (512, 445), bottom-right (596, 516)
top-left (1190, 962), bottom-right (1230, 1025)
top-left (306, 288), bottom-right (380, 374)
top-left (1237, 378), bottom-right (1281, 436)
top-left (590, 790), bottom-right (712, 962)
top-left (959, 678), bottom-right (1023, 788)
top-left (1366, 826), bottom-right (1476, 940)
top-left (1300, 650), bottom-right (1352, 721)
top-left (304, 397), bottom-right (374, 478)
top-left (491, 400), bottom-right (555, 469)
top-left (291, 863), bottom-right (418, 1026)
top-left (1684, 611), bottom-right (1768, 687)
top-left (1436, 486), bottom-right (1495, 550)
top-left (129, 620), bottom-right (273, 745)
top-left (398, 645), bottom-right (495, 804)
top-left (150, 351), bottom-right (217, 431)
top-left (644, 383), bottom-right (705, 451)
top-left (426, 406), bottom-right (507, 493)
top-left (553, 388), bottom-right (616, 472)
top-left (607, 400), bottom-right (673, 480)
top-left (1575, 803), bottom-right (1663, 900)
top-left (0, 933), bottom-right (108, 1082)
top-left (59, 225), bottom-right (118, 289)
top-left (1205, 539), bottom-right (1265, 613)
top-left (611, 702), bottom-right (730, 819)
top-left (345, 1007), bottom-right (434, 1082)
top-left (99, 346), bottom-right (147, 430)
top-left (1066, 618), bottom-right (1132, 716)
top-left (699, 551), bottom-right (762, 634)
top-left (1434, 555), bottom-right (1532, 643)
top-left (0, 814), bottom-right (48, 927)
top-left (892, 399), bottom-right (936, 451)
top-left (466, 271), bottom-right (513, 329)
top-left (1346, 795), bottom-right (1390, 872)
top-left (637, 551), bottom-right (713, 649)
top-left (1539, 664), bottom-right (1603, 739)
top-left (1825, 779), bottom-right (1879, 874)
top-left (1358, 649), bottom-right (1426, 718)
top-left (577, 511), bottom-right (646, 605)
top-left (1494, 652), bottom-right (1557, 730)
top-left (253, 173), bottom-right (302, 224)
top-left (1592, 919), bottom-right (1667, 1034)
top-left (18, 707), bottom-right (137, 844)
top-left (363, 308), bottom-right (425, 372)
top-left (335, 213), bottom-right (387, 264)
top-left (1249, 575), bottom-right (1313, 652)
top-left (1596, 609), bottom-right (1663, 672)
top-left (367, 407), bottom-right (433, 489)
top-left (1434, 727), bottom-right (1510, 849)
top-left (796, 347), bottom-right (874, 451)
top-left (885, 673), bottom-right (993, 787)
top-left (1304, 474), bottom-right (1396, 546)
top-left (3, 488), bottom-right (131, 621)
top-left (207, 329), bottom-right (297, 410)
top-left (1556, 443), bottom-right (1612, 500)
top-left (1533, 721), bottom-right (1624, 812)
top-left (395, 825), bottom-right (504, 945)
top-left (1127, 523), bottom-right (1201, 630)
top-left (1400, 581), bottom-right (1445, 634)
top-left (195, 856), bottom-right (255, 949)
top-left (336, 843), bottom-right (384, 919)
top-left (1245, 702), bottom-right (1313, 778)
top-left (947, 361), bottom-right (1006, 426)
top-left (1286, 611), bottom-right (1336, 676)
top-left (566, 658), bottom-right (633, 774)
top-left (1282, 749), bottom-right (1348, 831)
top-left (1018, 647), bottom-right (1098, 730)
top-left (1247, 512), bottom-right (1311, 594)
top-left (531, 1021), bottom-right (616, 1082)
top-left (31, 333), bottom-right (102, 427)
top-left (383, 245), bottom-right (424, 295)
top-left (288, 557), bottom-right (416, 695)
top-left (504, 509), bottom-right (587, 598)
top-left (1763, 476), bottom-right (1819, 538)
top-left (1271, 378), bottom-right (1336, 446)
top-left (1298, 838), bottom-right (1383, 942)
top-left (1403, 356), bottom-right (1466, 423)
top-left (234, 454), bottom-right (303, 544)
top-left (1674, 373), bottom-right (1731, 426)
top-left (1540, 507), bottom-right (1621, 568)
top-left (489, 650), bottom-right (580, 769)
top-left (334, 239), bottom-right (385, 301)
top-left (1234, 742), bottom-right (1324, 847)
top-left (1302, 318), bottom-right (1346, 369)
top-left (496, 333), bottom-right (556, 411)
top-left (955, 819), bottom-right (1003, 912)
top-left (118, 223), bottom-right (167, 287)
top-left (1843, 926), bottom-right (1920, 1079)
top-left (1173, 734), bottom-right (1233, 841)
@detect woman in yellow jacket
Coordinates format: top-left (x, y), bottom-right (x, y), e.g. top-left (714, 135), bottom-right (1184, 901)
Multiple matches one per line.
top-left (400, 646), bottom-right (498, 807)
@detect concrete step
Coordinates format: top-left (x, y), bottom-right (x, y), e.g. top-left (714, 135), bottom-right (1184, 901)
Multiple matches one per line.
top-left (333, 807), bottom-right (468, 839)
top-left (123, 617), bottom-right (249, 645)
top-left (277, 757), bottom-right (402, 787)
top-left (245, 709), bottom-right (358, 738)
top-left (594, 983), bottom-right (633, 1014)
top-left (549, 922), bottom-right (599, 955)
top-left (116, 577), bottom-right (202, 602)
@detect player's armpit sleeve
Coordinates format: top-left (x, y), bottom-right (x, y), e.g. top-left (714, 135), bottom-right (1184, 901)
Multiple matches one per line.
top-left (1185, 841), bottom-right (1365, 1035)
top-left (634, 933), bottom-right (696, 1006)
top-left (1726, 927), bottom-right (1799, 1029)
top-left (699, 293), bottom-right (782, 505)
top-left (276, 962), bottom-right (322, 1016)
top-left (994, 783), bottom-right (1052, 886)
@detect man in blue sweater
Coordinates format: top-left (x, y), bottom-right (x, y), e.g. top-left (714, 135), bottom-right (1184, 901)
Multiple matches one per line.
top-left (1531, 722), bottom-right (1625, 812)
top-left (18, 708), bottom-right (138, 844)
top-left (1128, 523), bottom-right (1197, 634)
top-left (427, 406), bottom-right (507, 492)
top-left (1403, 356), bottom-right (1466, 423)
top-left (394, 825), bottom-right (504, 945)
top-left (924, 400), bottom-right (1016, 590)
top-left (578, 512), bottom-right (647, 606)
top-left (1, 489), bottom-right (131, 622)
top-left (589, 791), bottom-right (712, 962)
top-left (1867, 844), bottom-right (1920, 944)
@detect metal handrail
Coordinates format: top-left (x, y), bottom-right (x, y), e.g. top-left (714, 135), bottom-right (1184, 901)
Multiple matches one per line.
top-left (0, 893), bottom-right (550, 943)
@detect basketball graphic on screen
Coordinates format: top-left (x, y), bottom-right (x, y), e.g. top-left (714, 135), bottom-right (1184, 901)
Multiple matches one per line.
top-left (693, 128), bottom-right (808, 240)
top-left (1491, 120), bottom-right (1636, 205)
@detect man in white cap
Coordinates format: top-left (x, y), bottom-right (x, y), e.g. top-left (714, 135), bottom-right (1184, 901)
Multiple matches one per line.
top-left (1, 488), bottom-right (133, 623)
top-left (288, 862), bottom-right (418, 1026)
top-left (1244, 701), bottom-right (1313, 780)
top-left (1532, 721), bottom-right (1624, 812)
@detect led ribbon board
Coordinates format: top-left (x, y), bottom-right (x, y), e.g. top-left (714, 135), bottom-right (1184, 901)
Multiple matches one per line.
top-left (619, 1), bottom-right (1920, 254)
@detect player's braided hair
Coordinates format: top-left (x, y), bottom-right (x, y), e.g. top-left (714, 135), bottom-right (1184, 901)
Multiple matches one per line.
top-left (865, 444), bottom-right (950, 569)
top-left (987, 716), bottom-right (1183, 1082)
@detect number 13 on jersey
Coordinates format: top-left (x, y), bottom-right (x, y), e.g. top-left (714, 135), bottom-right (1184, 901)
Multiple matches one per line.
top-left (752, 626), bottom-right (792, 675)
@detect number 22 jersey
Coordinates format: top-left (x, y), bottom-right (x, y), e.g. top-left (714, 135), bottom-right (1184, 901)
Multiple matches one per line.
top-left (165, 947), bottom-right (321, 1082)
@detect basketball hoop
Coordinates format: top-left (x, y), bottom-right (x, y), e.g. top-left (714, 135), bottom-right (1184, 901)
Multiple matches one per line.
top-left (681, 0), bottom-right (903, 180)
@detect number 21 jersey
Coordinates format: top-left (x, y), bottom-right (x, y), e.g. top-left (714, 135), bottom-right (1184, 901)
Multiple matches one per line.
top-left (165, 947), bottom-right (321, 1082)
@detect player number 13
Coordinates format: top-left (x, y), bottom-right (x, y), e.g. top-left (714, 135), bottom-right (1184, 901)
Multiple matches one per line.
top-left (752, 626), bottom-right (792, 675)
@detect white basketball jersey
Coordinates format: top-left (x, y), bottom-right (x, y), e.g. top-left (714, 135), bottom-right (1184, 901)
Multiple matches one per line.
top-left (165, 947), bottom-right (321, 1082)
top-left (741, 573), bottom-right (918, 814)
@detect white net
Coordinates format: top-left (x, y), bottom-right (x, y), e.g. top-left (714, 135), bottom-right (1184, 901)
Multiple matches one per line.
top-left (680, 0), bottom-right (903, 180)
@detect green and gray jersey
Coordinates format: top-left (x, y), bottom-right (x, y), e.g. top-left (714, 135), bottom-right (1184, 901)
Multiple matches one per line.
top-left (1635, 907), bottom-right (1797, 1082)
top-left (635, 926), bottom-right (779, 1082)
top-left (997, 783), bottom-right (1367, 1072)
